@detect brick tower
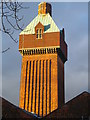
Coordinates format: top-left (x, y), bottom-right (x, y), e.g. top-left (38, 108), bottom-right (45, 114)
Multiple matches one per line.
top-left (19, 2), bottom-right (67, 117)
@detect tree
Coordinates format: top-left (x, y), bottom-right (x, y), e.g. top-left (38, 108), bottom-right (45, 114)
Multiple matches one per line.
top-left (0, 1), bottom-right (28, 53)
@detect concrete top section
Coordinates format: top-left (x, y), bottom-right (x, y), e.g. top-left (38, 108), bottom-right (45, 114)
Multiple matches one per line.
top-left (20, 13), bottom-right (60, 35)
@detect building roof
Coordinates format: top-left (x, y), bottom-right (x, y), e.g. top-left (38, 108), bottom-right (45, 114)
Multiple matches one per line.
top-left (44, 91), bottom-right (90, 119)
top-left (1, 97), bottom-right (37, 119)
top-left (1, 91), bottom-right (90, 119)
top-left (20, 13), bottom-right (60, 35)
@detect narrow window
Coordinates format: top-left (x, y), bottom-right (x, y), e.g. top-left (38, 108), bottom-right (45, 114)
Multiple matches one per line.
top-left (49, 60), bottom-right (51, 113)
top-left (38, 60), bottom-right (41, 116)
top-left (24, 61), bottom-right (28, 109)
top-left (46, 60), bottom-right (48, 115)
top-left (42, 60), bottom-right (44, 116)
top-left (40, 29), bottom-right (42, 39)
top-left (36, 29), bottom-right (39, 38)
top-left (31, 61), bottom-right (35, 112)
top-left (27, 61), bottom-right (31, 111)
top-left (35, 61), bottom-right (38, 113)
top-left (36, 29), bottom-right (42, 39)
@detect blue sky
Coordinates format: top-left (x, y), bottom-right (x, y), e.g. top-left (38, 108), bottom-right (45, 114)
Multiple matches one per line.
top-left (2, 2), bottom-right (88, 106)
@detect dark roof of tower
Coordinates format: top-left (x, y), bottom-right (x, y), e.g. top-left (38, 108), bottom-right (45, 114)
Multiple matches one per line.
top-left (1, 91), bottom-right (90, 119)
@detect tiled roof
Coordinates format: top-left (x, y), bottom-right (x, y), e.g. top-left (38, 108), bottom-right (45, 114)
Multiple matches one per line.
top-left (20, 13), bottom-right (60, 35)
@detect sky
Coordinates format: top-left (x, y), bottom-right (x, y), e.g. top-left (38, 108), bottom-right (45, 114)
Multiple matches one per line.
top-left (2, 2), bottom-right (88, 106)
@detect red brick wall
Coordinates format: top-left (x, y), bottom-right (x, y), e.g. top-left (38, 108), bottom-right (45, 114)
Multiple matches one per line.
top-left (57, 55), bottom-right (64, 107)
top-left (19, 31), bottom-right (67, 60)
top-left (19, 32), bottom-right (60, 49)
top-left (19, 53), bottom-right (60, 117)
top-left (60, 35), bottom-right (67, 60)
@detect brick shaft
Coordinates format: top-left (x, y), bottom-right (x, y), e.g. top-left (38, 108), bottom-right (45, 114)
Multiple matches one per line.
top-left (19, 53), bottom-right (64, 117)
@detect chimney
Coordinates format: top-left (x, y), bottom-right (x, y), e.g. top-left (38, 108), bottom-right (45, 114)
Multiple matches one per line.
top-left (38, 2), bottom-right (52, 16)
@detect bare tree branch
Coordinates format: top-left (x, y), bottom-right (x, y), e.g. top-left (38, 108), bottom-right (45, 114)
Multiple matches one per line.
top-left (0, 0), bottom-right (28, 53)
top-left (2, 47), bottom-right (10, 53)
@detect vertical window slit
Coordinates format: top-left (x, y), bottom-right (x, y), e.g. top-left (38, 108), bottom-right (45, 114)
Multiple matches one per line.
top-left (46, 60), bottom-right (48, 115)
top-left (42, 60), bottom-right (44, 116)
top-left (35, 61), bottom-right (38, 113)
top-left (24, 61), bottom-right (28, 109)
top-left (38, 60), bottom-right (41, 116)
top-left (49, 60), bottom-right (51, 113)
top-left (31, 61), bottom-right (35, 112)
top-left (27, 61), bottom-right (31, 111)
